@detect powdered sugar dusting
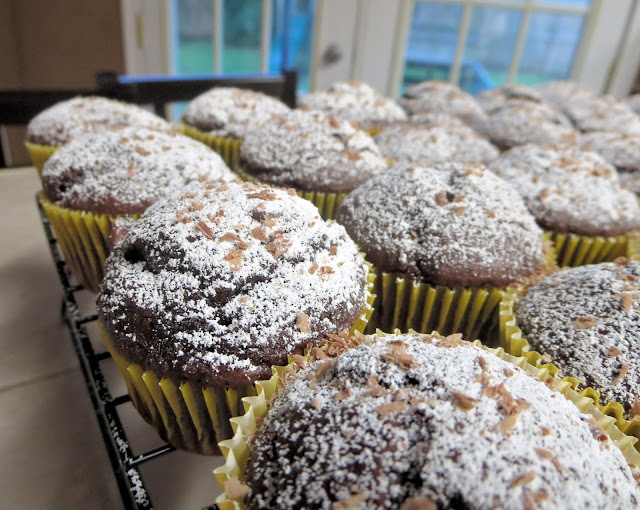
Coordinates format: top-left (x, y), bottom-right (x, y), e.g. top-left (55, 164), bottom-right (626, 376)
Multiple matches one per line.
top-left (484, 100), bottom-right (577, 149)
top-left (245, 334), bottom-right (639, 509)
top-left (535, 81), bottom-right (594, 110)
top-left (337, 162), bottom-right (544, 286)
top-left (239, 109), bottom-right (388, 192)
top-left (489, 144), bottom-right (640, 236)
top-left (562, 95), bottom-right (640, 135)
top-left (374, 122), bottom-right (498, 165)
top-left (298, 90), bottom-right (407, 129)
top-left (26, 96), bottom-right (172, 146)
top-left (41, 127), bottom-right (235, 214)
top-left (516, 260), bottom-right (640, 414)
top-left (97, 181), bottom-right (367, 386)
top-left (181, 87), bottom-right (290, 139)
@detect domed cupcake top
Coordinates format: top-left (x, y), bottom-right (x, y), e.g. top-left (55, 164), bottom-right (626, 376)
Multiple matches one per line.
top-left (489, 144), bottom-right (640, 236)
top-left (26, 96), bottom-right (172, 146)
top-left (239, 109), bottom-right (388, 192)
top-left (97, 181), bottom-right (368, 387)
top-left (337, 162), bottom-right (544, 287)
top-left (476, 84), bottom-right (543, 112)
top-left (578, 131), bottom-right (640, 172)
top-left (374, 122), bottom-right (499, 166)
top-left (298, 90), bottom-right (407, 129)
top-left (407, 111), bottom-right (470, 128)
top-left (180, 87), bottom-right (290, 139)
top-left (535, 80), bottom-right (594, 110)
top-left (41, 127), bottom-right (235, 215)
top-left (244, 333), bottom-right (639, 509)
top-left (327, 80), bottom-right (379, 97)
top-left (399, 80), bottom-right (488, 133)
top-left (562, 95), bottom-right (640, 135)
top-left (516, 259), bottom-right (640, 414)
top-left (483, 100), bottom-right (576, 149)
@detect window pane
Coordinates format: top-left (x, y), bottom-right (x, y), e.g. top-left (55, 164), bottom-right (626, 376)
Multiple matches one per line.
top-left (175, 0), bottom-right (214, 74)
top-left (461, 7), bottom-right (523, 93)
top-left (401, 2), bottom-right (463, 94)
top-left (269, 0), bottom-right (315, 93)
top-left (536, 0), bottom-right (591, 8)
top-left (222, 0), bottom-right (262, 73)
top-left (515, 11), bottom-right (586, 86)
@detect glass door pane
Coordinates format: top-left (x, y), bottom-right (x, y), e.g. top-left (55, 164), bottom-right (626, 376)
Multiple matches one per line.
top-left (175, 0), bottom-right (214, 74)
top-left (222, 0), bottom-right (263, 73)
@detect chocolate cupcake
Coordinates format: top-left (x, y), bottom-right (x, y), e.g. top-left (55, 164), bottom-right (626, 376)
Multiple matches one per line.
top-left (337, 162), bottom-right (547, 337)
top-left (579, 131), bottom-right (640, 172)
top-left (238, 109), bottom-right (388, 219)
top-left (374, 122), bottom-right (499, 166)
top-left (514, 260), bottom-right (640, 417)
top-left (476, 84), bottom-right (544, 112)
top-left (399, 80), bottom-right (488, 134)
top-left (180, 87), bottom-right (290, 168)
top-left (25, 96), bottom-right (172, 172)
top-left (216, 333), bottom-right (640, 509)
top-left (483, 100), bottom-right (576, 150)
top-left (535, 80), bottom-right (594, 110)
top-left (489, 144), bottom-right (640, 265)
top-left (298, 82), bottom-right (407, 132)
top-left (97, 181), bottom-right (374, 453)
top-left (562, 95), bottom-right (640, 135)
top-left (40, 127), bottom-right (235, 292)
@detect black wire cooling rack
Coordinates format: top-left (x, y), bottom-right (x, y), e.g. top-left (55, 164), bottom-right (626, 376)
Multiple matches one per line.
top-left (37, 194), bottom-right (219, 510)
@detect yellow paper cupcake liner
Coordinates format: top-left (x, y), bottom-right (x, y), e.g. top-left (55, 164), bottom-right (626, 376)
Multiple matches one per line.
top-left (213, 331), bottom-right (640, 509)
top-left (39, 193), bottom-right (137, 293)
top-left (100, 265), bottom-right (375, 455)
top-left (500, 290), bottom-right (640, 449)
top-left (178, 123), bottom-right (242, 171)
top-left (549, 229), bottom-right (637, 267)
top-left (25, 141), bottom-right (58, 174)
top-left (233, 166), bottom-right (348, 221)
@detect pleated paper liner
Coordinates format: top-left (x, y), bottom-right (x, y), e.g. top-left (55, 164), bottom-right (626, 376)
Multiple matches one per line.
top-left (25, 141), bottom-right (58, 174)
top-left (213, 331), bottom-right (640, 510)
top-left (500, 290), bottom-right (640, 450)
top-left (39, 193), bottom-right (138, 293)
top-left (549, 229), bottom-right (639, 267)
top-left (366, 236), bottom-right (558, 341)
top-left (178, 123), bottom-right (242, 171)
top-left (98, 266), bottom-right (376, 455)
top-left (233, 166), bottom-right (349, 221)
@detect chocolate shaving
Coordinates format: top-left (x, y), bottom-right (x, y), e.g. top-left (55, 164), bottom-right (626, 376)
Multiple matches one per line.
top-left (607, 346), bottom-right (623, 357)
top-left (196, 220), bottom-right (214, 239)
top-left (541, 426), bottom-right (552, 436)
top-left (135, 144), bottom-right (151, 156)
top-left (632, 397), bottom-right (640, 418)
top-left (377, 401), bottom-right (407, 416)
top-left (435, 190), bottom-right (447, 206)
top-left (333, 491), bottom-right (368, 509)
top-left (311, 397), bottom-right (321, 409)
top-left (330, 246), bottom-right (338, 256)
top-left (223, 248), bottom-right (243, 271)
top-left (573, 316), bottom-right (596, 329)
top-left (266, 238), bottom-right (291, 259)
top-left (309, 263), bottom-right (319, 274)
top-left (484, 209), bottom-right (497, 218)
top-left (296, 313), bottom-right (310, 333)
top-left (263, 215), bottom-right (276, 228)
top-left (191, 201), bottom-right (205, 211)
top-left (246, 189), bottom-right (278, 201)
top-left (453, 206), bottom-right (466, 215)
top-left (534, 447), bottom-right (554, 459)
top-left (400, 497), bottom-right (437, 510)
top-left (510, 471), bottom-right (536, 488)
top-left (251, 227), bottom-right (269, 242)
top-left (616, 363), bottom-right (629, 381)
top-left (451, 391), bottom-right (479, 411)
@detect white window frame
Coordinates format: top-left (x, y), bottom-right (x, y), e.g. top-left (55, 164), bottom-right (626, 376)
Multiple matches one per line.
top-left (121, 0), bottom-right (640, 96)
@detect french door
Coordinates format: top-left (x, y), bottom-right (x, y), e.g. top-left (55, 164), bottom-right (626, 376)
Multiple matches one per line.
top-left (122, 0), bottom-right (640, 97)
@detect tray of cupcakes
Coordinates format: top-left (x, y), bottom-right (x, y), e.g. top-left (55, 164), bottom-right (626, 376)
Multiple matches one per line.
top-left (32, 77), bottom-right (640, 509)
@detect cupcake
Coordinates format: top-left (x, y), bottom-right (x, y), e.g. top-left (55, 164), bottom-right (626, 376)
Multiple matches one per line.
top-left (216, 332), bottom-right (640, 509)
top-left (562, 95), bottom-right (640, 135)
top-left (399, 80), bottom-right (488, 135)
top-left (535, 80), bottom-right (594, 110)
top-left (298, 81), bottom-right (407, 133)
top-left (180, 87), bottom-right (290, 169)
top-left (406, 111), bottom-right (470, 128)
top-left (506, 260), bottom-right (640, 435)
top-left (40, 126), bottom-right (235, 292)
top-left (97, 181), bottom-right (374, 454)
top-left (483, 100), bottom-right (577, 150)
top-left (476, 84), bottom-right (544, 112)
top-left (578, 132), bottom-right (640, 194)
top-left (25, 96), bottom-right (172, 172)
top-left (489, 144), bottom-right (640, 266)
top-left (337, 162), bottom-right (548, 338)
top-left (374, 121), bottom-right (499, 166)
top-left (238, 109), bottom-right (388, 219)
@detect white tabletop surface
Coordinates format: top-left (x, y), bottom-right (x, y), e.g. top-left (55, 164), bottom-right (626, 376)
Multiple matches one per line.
top-left (0, 167), bottom-right (223, 510)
